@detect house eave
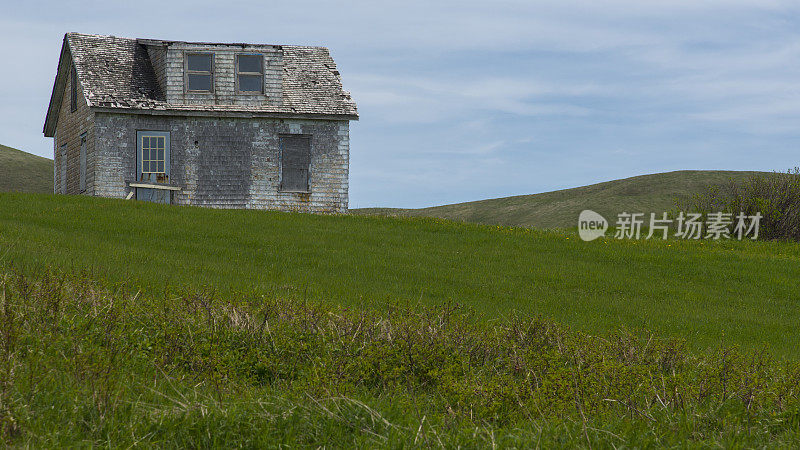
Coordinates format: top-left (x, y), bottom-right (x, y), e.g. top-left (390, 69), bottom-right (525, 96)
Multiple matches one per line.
top-left (90, 106), bottom-right (359, 121)
top-left (43, 36), bottom-right (70, 137)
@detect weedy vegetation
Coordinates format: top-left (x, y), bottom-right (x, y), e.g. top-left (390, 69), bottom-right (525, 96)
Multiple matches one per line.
top-left (0, 192), bottom-right (799, 447)
top-left (1, 268), bottom-right (800, 447)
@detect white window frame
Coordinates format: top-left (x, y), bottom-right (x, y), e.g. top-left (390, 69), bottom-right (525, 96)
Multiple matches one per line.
top-left (140, 134), bottom-right (167, 174)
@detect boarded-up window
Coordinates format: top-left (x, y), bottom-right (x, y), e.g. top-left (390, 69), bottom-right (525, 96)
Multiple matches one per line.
top-left (280, 135), bottom-right (311, 192)
top-left (79, 133), bottom-right (87, 192)
top-left (186, 53), bottom-right (213, 92)
top-left (70, 65), bottom-right (77, 112)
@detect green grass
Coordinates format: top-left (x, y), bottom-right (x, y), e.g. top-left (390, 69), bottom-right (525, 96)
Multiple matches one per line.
top-left (3, 192), bottom-right (800, 447)
top-left (1, 193), bottom-right (799, 358)
top-left (355, 170), bottom-right (767, 228)
top-left (0, 145), bottom-right (53, 194)
top-left (3, 268), bottom-right (800, 447)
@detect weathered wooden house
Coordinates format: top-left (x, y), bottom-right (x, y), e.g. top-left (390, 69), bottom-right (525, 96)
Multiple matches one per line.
top-left (43, 33), bottom-right (357, 212)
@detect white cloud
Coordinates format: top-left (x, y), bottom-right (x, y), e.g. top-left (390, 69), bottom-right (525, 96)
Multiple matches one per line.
top-left (3, 0), bottom-right (800, 207)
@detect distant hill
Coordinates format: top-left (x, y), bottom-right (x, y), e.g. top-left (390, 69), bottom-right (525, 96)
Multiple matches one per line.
top-left (354, 170), bottom-right (768, 228)
top-left (0, 144), bottom-right (53, 193)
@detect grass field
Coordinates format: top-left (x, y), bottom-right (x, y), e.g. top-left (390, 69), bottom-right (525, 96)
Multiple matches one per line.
top-left (0, 193), bottom-right (798, 358)
top-left (1, 193), bottom-right (800, 447)
top-left (0, 145), bottom-right (53, 194)
top-left (3, 268), bottom-right (800, 447)
top-left (355, 170), bottom-right (766, 228)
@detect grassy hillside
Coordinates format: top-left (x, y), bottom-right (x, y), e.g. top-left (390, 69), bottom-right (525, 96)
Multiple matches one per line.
top-left (2, 193), bottom-right (800, 447)
top-left (0, 193), bottom-right (798, 357)
top-left (356, 170), bottom-right (766, 228)
top-left (0, 145), bottom-right (53, 193)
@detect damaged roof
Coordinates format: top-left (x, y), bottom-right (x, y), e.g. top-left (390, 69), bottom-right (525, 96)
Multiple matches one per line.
top-left (44, 32), bottom-right (358, 136)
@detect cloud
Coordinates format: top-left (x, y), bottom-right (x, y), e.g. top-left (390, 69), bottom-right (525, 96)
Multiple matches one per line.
top-left (3, 0), bottom-right (800, 208)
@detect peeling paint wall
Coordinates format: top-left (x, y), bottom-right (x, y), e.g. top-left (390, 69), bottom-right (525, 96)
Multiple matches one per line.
top-left (93, 113), bottom-right (349, 212)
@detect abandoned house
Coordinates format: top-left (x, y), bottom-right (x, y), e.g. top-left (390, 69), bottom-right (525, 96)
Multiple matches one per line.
top-left (43, 32), bottom-right (357, 212)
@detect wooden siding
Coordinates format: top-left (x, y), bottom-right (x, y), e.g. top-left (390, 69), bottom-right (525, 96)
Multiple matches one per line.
top-left (54, 56), bottom-right (95, 195)
top-left (144, 43), bottom-right (283, 108)
top-left (93, 114), bottom-right (349, 213)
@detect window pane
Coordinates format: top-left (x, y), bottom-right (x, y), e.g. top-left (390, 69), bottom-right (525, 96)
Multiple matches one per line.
top-left (143, 161), bottom-right (150, 173)
top-left (158, 137), bottom-right (165, 149)
top-left (158, 148), bottom-right (164, 161)
top-left (238, 55), bottom-right (262, 73)
top-left (188, 73), bottom-right (212, 91)
top-left (158, 162), bottom-right (164, 173)
top-left (187, 54), bottom-right (212, 72)
top-left (143, 137), bottom-right (150, 148)
top-left (238, 74), bottom-right (262, 92)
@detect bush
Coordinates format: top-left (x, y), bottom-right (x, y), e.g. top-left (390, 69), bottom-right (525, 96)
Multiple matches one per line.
top-left (3, 267), bottom-right (800, 447)
top-left (680, 168), bottom-right (800, 240)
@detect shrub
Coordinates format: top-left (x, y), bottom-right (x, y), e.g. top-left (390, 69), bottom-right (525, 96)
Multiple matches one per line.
top-left (680, 168), bottom-right (800, 240)
top-left (3, 267), bottom-right (800, 447)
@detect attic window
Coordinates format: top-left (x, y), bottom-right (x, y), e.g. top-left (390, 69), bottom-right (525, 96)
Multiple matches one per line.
top-left (236, 54), bottom-right (263, 93)
top-left (186, 53), bottom-right (213, 92)
top-left (70, 65), bottom-right (77, 112)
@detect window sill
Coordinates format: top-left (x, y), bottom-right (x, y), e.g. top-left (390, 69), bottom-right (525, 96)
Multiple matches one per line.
top-left (128, 182), bottom-right (182, 191)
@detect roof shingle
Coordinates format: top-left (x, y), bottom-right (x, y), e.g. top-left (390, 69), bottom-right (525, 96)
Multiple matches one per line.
top-left (48, 32), bottom-right (357, 127)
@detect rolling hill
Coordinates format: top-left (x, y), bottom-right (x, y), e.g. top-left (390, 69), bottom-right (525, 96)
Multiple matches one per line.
top-left (0, 192), bottom-right (797, 356)
top-left (0, 144), bottom-right (53, 193)
top-left (355, 170), bottom-right (767, 228)
top-left (1, 192), bottom-right (799, 447)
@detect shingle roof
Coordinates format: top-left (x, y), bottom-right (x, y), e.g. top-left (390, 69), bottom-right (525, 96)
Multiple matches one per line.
top-left (44, 33), bottom-right (357, 136)
top-left (69, 33), bottom-right (167, 110)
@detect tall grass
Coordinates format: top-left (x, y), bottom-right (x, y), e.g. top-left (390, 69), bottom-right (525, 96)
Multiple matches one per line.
top-left (2, 267), bottom-right (800, 447)
top-left (1, 193), bottom-right (800, 357)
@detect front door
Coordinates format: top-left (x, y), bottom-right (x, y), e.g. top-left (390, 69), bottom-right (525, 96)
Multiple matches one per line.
top-left (136, 131), bottom-right (171, 204)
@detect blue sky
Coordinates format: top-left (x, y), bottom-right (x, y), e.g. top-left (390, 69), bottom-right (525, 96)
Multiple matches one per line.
top-left (1, 0), bottom-right (799, 208)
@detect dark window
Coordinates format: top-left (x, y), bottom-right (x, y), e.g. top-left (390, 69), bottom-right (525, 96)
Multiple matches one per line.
top-left (70, 65), bottom-right (77, 112)
top-left (186, 53), bottom-right (213, 92)
top-left (187, 53), bottom-right (212, 72)
top-left (236, 54), bottom-right (263, 93)
top-left (280, 135), bottom-right (311, 192)
top-left (59, 144), bottom-right (67, 194)
top-left (79, 133), bottom-right (87, 192)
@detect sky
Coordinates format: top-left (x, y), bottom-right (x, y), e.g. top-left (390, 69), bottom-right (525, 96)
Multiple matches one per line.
top-left (1, 0), bottom-right (799, 208)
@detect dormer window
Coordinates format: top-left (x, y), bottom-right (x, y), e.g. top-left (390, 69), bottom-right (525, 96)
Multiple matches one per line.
top-left (186, 53), bottom-right (213, 92)
top-left (236, 54), bottom-right (263, 93)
